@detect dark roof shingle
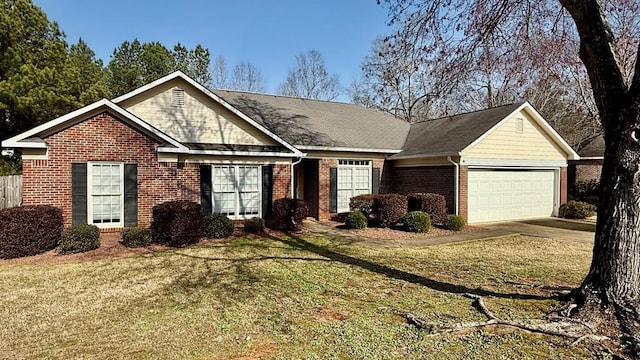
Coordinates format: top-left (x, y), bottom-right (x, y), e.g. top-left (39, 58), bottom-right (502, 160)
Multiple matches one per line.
top-left (393, 103), bottom-right (525, 158)
top-left (213, 90), bottom-right (410, 151)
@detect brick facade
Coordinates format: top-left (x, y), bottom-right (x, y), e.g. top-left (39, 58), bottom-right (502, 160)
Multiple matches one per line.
top-left (22, 112), bottom-right (200, 228)
top-left (272, 164), bottom-right (291, 200)
top-left (568, 159), bottom-right (602, 184)
top-left (390, 165), bottom-right (457, 214)
top-left (560, 166), bottom-right (568, 205)
top-left (23, 112), bottom-right (290, 229)
top-left (458, 165), bottom-right (468, 221)
top-left (317, 158), bottom-right (337, 221)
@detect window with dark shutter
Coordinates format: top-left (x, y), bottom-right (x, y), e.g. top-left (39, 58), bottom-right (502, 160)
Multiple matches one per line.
top-left (200, 165), bottom-right (212, 214)
top-left (71, 163), bottom-right (87, 224)
top-left (124, 164), bottom-right (137, 227)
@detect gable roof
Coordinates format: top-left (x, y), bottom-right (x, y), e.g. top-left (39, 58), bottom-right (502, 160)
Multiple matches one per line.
top-left (1, 99), bottom-right (188, 152)
top-left (213, 90), bottom-right (410, 152)
top-left (113, 71), bottom-right (303, 156)
top-left (576, 135), bottom-right (604, 158)
top-left (393, 102), bottom-right (579, 160)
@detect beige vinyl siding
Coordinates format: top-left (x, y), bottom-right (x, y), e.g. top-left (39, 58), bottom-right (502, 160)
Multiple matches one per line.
top-left (121, 80), bottom-right (278, 146)
top-left (463, 111), bottom-right (567, 160)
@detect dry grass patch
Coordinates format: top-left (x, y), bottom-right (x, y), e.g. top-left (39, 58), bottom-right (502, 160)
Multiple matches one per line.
top-left (0, 233), bottom-right (606, 359)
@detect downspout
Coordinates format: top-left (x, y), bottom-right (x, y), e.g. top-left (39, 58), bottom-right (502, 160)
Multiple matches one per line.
top-left (447, 155), bottom-right (459, 215)
top-left (290, 156), bottom-right (303, 198)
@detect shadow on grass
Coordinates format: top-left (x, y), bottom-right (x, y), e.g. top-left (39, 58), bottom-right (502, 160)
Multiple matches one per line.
top-left (268, 233), bottom-right (554, 301)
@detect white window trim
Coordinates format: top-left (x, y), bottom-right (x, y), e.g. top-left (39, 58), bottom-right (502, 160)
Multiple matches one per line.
top-left (211, 165), bottom-right (262, 220)
top-left (87, 161), bottom-right (124, 229)
top-left (337, 160), bottom-right (372, 213)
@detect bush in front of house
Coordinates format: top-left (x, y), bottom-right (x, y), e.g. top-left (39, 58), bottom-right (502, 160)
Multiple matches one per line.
top-left (0, 205), bottom-right (63, 259)
top-left (203, 213), bottom-right (234, 239)
top-left (407, 193), bottom-right (447, 224)
top-left (345, 211), bottom-right (368, 229)
top-left (403, 211), bottom-right (431, 233)
top-left (559, 200), bottom-right (596, 219)
top-left (443, 214), bottom-right (466, 231)
top-left (569, 180), bottom-right (600, 206)
top-left (59, 224), bottom-right (100, 254)
top-left (349, 194), bottom-right (377, 219)
top-left (373, 193), bottom-right (408, 228)
top-left (151, 200), bottom-right (203, 247)
top-left (266, 198), bottom-right (309, 231)
top-left (244, 217), bottom-right (265, 233)
top-left (120, 227), bottom-right (152, 248)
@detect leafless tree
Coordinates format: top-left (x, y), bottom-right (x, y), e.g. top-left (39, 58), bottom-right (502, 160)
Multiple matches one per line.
top-left (277, 50), bottom-right (342, 100)
top-left (230, 61), bottom-right (266, 93)
top-left (381, 0), bottom-right (640, 354)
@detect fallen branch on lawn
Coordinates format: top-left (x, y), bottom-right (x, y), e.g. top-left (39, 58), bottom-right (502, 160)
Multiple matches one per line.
top-left (394, 293), bottom-right (609, 345)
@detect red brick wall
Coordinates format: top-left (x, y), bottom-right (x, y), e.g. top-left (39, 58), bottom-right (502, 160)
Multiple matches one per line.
top-left (23, 112), bottom-right (199, 228)
top-left (458, 165), bottom-right (468, 221)
top-left (560, 167), bottom-right (568, 205)
top-left (318, 159), bottom-right (338, 221)
top-left (391, 165), bottom-right (457, 214)
top-left (272, 164), bottom-right (291, 200)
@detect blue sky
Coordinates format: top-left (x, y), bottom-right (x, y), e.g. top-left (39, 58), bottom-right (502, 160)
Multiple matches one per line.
top-left (34, 0), bottom-right (392, 99)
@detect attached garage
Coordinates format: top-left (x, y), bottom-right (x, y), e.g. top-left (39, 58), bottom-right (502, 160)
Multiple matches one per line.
top-left (467, 169), bottom-right (557, 223)
top-left (389, 102), bottom-right (580, 224)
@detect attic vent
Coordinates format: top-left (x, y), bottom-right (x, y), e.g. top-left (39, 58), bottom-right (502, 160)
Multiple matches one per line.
top-left (172, 88), bottom-right (185, 107)
top-left (515, 118), bottom-right (524, 133)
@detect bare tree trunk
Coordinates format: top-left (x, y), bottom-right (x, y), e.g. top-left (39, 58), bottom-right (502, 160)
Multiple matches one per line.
top-left (573, 100), bottom-right (640, 352)
top-left (558, 0), bottom-right (640, 354)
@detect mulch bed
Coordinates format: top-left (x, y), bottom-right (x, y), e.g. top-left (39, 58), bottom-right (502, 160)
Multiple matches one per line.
top-left (320, 221), bottom-right (485, 240)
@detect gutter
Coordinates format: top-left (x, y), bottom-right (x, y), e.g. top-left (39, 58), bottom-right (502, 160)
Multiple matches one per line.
top-left (447, 155), bottom-right (459, 215)
top-left (290, 156), bottom-right (304, 198)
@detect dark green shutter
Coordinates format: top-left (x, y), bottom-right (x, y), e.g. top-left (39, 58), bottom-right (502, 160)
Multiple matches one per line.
top-left (124, 164), bottom-right (138, 227)
top-left (71, 163), bottom-right (87, 224)
top-left (200, 165), bottom-right (212, 214)
top-left (372, 167), bottom-right (381, 194)
top-left (329, 167), bottom-right (337, 213)
top-left (262, 165), bottom-right (273, 217)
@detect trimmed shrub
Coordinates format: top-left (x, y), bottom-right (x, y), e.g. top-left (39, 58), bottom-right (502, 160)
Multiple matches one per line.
top-left (349, 194), bottom-right (377, 219)
top-left (0, 205), bottom-right (63, 259)
top-left (407, 193), bottom-right (447, 224)
top-left (266, 198), bottom-right (309, 231)
top-left (345, 211), bottom-right (368, 229)
top-left (59, 224), bottom-right (100, 254)
top-left (559, 200), bottom-right (596, 219)
top-left (403, 211), bottom-right (431, 233)
top-left (569, 180), bottom-right (600, 206)
top-left (203, 213), bottom-right (234, 239)
top-left (151, 200), bottom-right (203, 247)
top-left (373, 194), bottom-right (408, 227)
top-left (120, 227), bottom-right (152, 248)
top-left (244, 217), bottom-right (265, 233)
top-left (443, 214), bottom-right (466, 231)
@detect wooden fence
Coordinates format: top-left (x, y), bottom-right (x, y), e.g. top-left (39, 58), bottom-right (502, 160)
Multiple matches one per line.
top-left (0, 175), bottom-right (22, 209)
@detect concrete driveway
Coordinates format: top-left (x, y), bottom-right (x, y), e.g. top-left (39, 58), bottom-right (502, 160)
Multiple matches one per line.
top-left (480, 218), bottom-right (595, 243)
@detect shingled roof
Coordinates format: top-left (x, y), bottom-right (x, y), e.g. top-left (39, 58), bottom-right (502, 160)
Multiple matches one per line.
top-left (213, 90), bottom-right (410, 151)
top-left (577, 135), bottom-right (604, 158)
top-left (392, 102), bottom-right (526, 158)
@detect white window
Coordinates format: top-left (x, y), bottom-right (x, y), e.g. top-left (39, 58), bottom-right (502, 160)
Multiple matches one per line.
top-left (337, 160), bottom-right (371, 213)
top-left (88, 162), bottom-right (123, 228)
top-left (212, 165), bottom-right (261, 219)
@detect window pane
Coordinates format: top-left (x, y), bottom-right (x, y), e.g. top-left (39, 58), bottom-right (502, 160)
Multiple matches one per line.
top-left (91, 164), bottom-right (122, 225)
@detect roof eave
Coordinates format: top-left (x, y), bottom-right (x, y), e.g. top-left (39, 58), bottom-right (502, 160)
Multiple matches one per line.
top-left (296, 145), bottom-right (403, 154)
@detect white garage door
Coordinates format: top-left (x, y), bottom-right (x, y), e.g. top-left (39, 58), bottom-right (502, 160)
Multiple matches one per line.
top-left (467, 169), bottom-right (556, 223)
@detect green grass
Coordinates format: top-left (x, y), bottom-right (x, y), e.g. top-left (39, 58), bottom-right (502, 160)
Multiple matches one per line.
top-left (0, 233), bottom-right (604, 359)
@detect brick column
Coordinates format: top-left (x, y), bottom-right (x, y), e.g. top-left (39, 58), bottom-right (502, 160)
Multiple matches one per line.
top-left (458, 165), bottom-right (468, 222)
top-left (560, 167), bottom-right (568, 205)
top-left (318, 159), bottom-right (337, 221)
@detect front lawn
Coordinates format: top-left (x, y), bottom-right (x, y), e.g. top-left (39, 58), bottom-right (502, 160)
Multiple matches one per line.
top-left (0, 233), bottom-right (604, 359)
